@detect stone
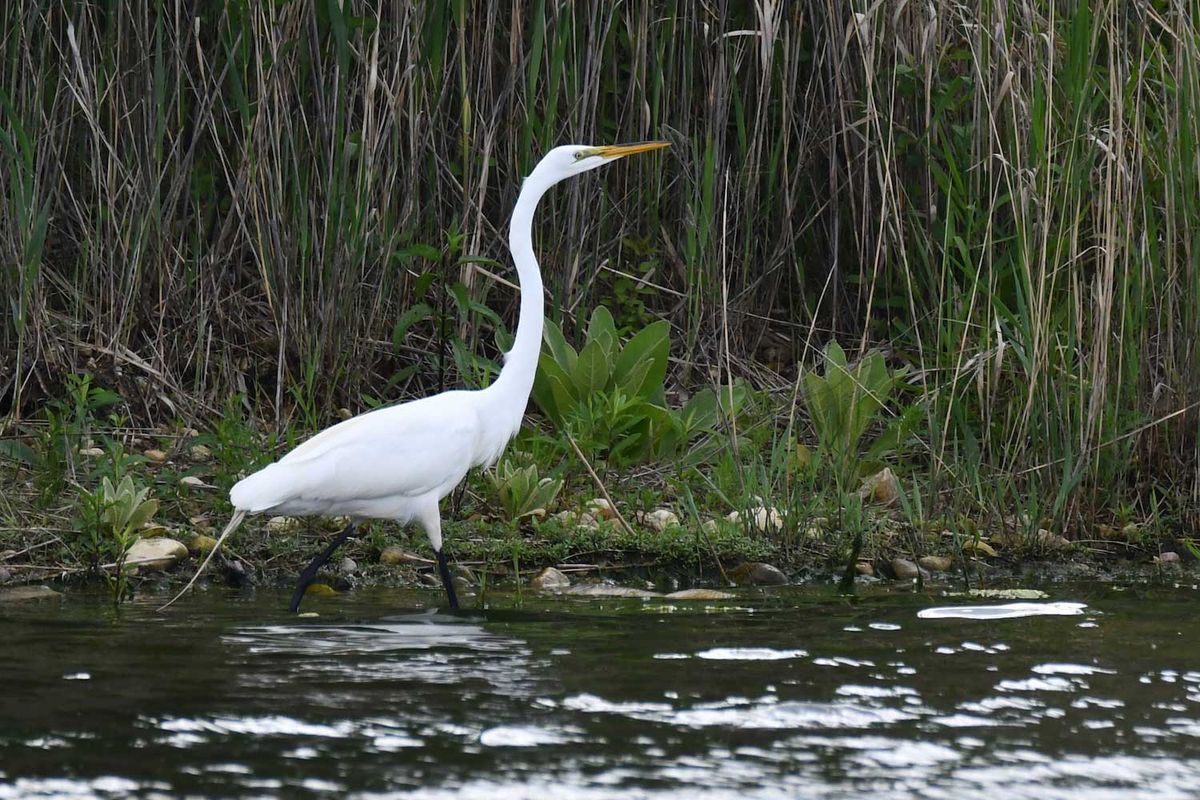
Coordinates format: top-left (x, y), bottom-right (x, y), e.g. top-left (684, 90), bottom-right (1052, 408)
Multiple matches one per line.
top-left (563, 584), bottom-right (662, 598)
top-left (644, 508), bottom-right (680, 532)
top-left (966, 588), bottom-right (1048, 600)
top-left (339, 557), bottom-right (358, 574)
top-left (891, 558), bottom-right (921, 580)
top-left (190, 534), bottom-right (219, 554)
top-left (144, 449), bottom-right (168, 463)
top-left (858, 467), bottom-right (901, 505)
top-left (700, 518), bottom-right (720, 535)
top-left (1034, 529), bottom-right (1072, 551)
top-left (663, 589), bottom-right (736, 600)
top-left (380, 547), bottom-right (426, 566)
top-left (587, 498), bottom-right (617, 521)
top-left (855, 561), bottom-right (874, 577)
top-left (78, 447), bottom-right (106, 457)
top-left (553, 510), bottom-right (578, 526)
top-left (179, 476), bottom-right (214, 489)
top-left (919, 555), bottom-right (953, 572)
top-left (728, 562), bottom-right (788, 586)
top-left (0, 567), bottom-right (11, 584)
top-left (1156, 551), bottom-right (1181, 565)
top-left (189, 444), bottom-right (212, 461)
top-left (266, 516), bottom-right (301, 533)
top-left (189, 515), bottom-right (213, 531)
top-left (304, 583), bottom-right (338, 598)
top-left (961, 539), bottom-right (998, 558)
top-left (0, 585), bottom-right (63, 603)
top-left (338, 408), bottom-right (353, 420)
top-left (125, 538), bottom-right (188, 570)
top-left (531, 567), bottom-right (571, 591)
top-left (750, 506), bottom-right (784, 532)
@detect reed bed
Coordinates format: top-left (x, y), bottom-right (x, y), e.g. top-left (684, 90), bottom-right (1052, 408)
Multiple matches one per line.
top-left (2, 0), bottom-right (1197, 531)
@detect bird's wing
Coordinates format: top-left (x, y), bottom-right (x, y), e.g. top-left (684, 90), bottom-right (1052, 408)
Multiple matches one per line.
top-left (232, 393), bottom-right (481, 512)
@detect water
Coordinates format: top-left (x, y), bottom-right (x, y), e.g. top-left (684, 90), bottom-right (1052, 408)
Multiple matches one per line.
top-left (2, 584), bottom-right (1199, 798)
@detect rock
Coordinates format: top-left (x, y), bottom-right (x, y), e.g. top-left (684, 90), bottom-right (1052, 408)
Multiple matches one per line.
top-left (266, 516), bottom-right (301, 533)
top-left (553, 510), bottom-right (578, 526)
top-left (190, 534), bottom-right (219, 554)
top-left (189, 515), bottom-right (214, 531)
top-left (379, 546), bottom-right (426, 566)
top-left (125, 538), bottom-right (188, 570)
top-left (563, 584), bottom-right (662, 598)
top-left (644, 508), bottom-right (680, 532)
top-left (304, 583), bottom-right (338, 598)
top-left (144, 448), bottom-right (168, 463)
top-left (751, 506), bottom-right (784, 532)
top-left (179, 476), bottom-right (214, 489)
top-left (577, 512), bottom-right (600, 530)
top-left (531, 567), bottom-right (571, 591)
top-left (891, 558), bottom-right (921, 580)
top-left (453, 566), bottom-right (476, 587)
top-left (966, 588), bottom-right (1048, 600)
top-left (0, 567), bottom-right (11, 584)
top-left (0, 585), bottom-right (62, 603)
top-left (855, 561), bottom-right (874, 577)
top-left (1155, 551), bottom-right (1181, 565)
top-left (587, 498), bottom-right (617, 521)
top-left (78, 447), bottom-right (106, 457)
top-left (858, 467), bottom-right (901, 505)
top-left (663, 589), bottom-right (735, 600)
top-left (339, 557), bottom-right (358, 574)
top-left (726, 511), bottom-right (741, 523)
top-left (961, 539), bottom-right (998, 558)
top-left (919, 555), bottom-right (953, 572)
top-left (1034, 529), bottom-right (1072, 551)
top-left (338, 408), bottom-right (353, 420)
top-left (139, 522), bottom-right (169, 538)
top-left (189, 444), bottom-right (212, 462)
top-left (701, 518), bottom-right (720, 535)
top-left (729, 562), bottom-right (788, 586)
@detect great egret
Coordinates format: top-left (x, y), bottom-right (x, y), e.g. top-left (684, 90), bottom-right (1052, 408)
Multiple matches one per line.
top-left (161, 140), bottom-right (670, 613)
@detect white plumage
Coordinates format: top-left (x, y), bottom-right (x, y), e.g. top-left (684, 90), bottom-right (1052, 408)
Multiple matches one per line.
top-left (161, 140), bottom-right (670, 612)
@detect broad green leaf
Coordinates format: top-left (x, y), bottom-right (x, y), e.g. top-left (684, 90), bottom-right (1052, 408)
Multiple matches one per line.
top-left (572, 340), bottom-right (611, 396)
top-left (613, 319), bottom-right (670, 401)
top-left (542, 319), bottom-right (577, 372)
top-left (587, 305), bottom-right (618, 361)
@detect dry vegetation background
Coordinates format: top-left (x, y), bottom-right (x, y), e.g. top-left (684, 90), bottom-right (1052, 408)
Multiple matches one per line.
top-left (2, 0), bottom-right (1198, 530)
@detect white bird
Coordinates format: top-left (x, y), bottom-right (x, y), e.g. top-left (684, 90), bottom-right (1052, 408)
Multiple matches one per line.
top-left (161, 141), bottom-right (670, 613)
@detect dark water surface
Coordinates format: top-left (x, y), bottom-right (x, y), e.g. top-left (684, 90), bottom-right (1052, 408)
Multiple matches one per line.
top-left (1, 583), bottom-right (1198, 798)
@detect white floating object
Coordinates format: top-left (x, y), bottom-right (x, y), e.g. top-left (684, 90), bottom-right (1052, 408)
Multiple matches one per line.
top-left (918, 601), bottom-right (1087, 620)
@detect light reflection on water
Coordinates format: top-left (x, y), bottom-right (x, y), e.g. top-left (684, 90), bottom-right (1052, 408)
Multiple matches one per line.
top-left (1, 586), bottom-right (1199, 798)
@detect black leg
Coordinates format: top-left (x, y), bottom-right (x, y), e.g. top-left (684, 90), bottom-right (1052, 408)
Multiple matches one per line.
top-left (289, 520), bottom-right (358, 613)
top-left (435, 548), bottom-right (460, 610)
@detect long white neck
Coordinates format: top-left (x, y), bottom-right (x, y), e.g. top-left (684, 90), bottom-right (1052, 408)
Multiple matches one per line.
top-left (485, 168), bottom-right (556, 412)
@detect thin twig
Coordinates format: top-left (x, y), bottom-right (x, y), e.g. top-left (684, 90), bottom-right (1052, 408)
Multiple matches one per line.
top-left (565, 433), bottom-right (638, 538)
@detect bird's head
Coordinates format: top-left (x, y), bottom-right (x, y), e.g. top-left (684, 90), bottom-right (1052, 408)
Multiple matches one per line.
top-left (532, 141), bottom-right (671, 182)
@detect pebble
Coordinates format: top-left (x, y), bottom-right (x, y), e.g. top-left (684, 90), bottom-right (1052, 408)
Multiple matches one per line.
top-left (563, 584), bottom-right (662, 598)
top-left (1034, 529), bottom-right (1072, 551)
top-left (0, 567), bottom-right (11, 584)
top-left (700, 518), bottom-right (720, 534)
top-left (126, 538), bottom-right (188, 570)
top-left (729, 561), bottom-right (788, 586)
top-left (179, 476), bottom-right (214, 489)
top-left (266, 516), bottom-right (301, 533)
top-left (891, 558), bottom-right (921, 580)
top-left (339, 557), bottom-right (358, 574)
top-left (587, 499), bottom-right (617, 521)
top-left (0, 586), bottom-right (62, 603)
top-left (663, 589), bottom-right (735, 600)
top-left (1156, 551), bottom-right (1181, 565)
top-left (961, 539), bottom-right (998, 557)
top-left (189, 444), bottom-right (212, 462)
top-left (531, 567), bottom-right (571, 591)
top-left (190, 534), bottom-right (219, 554)
top-left (858, 467), bottom-right (901, 505)
top-left (643, 508), bottom-right (680, 532)
top-left (78, 447), bottom-right (106, 457)
top-left (379, 547), bottom-right (426, 566)
top-left (918, 555), bottom-right (953, 572)
top-left (855, 561), bottom-right (874, 577)
top-left (144, 449), bottom-right (168, 463)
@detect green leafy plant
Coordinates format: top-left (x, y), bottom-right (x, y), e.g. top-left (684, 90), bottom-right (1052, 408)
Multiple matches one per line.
top-left (76, 475), bottom-right (160, 604)
top-left (488, 459), bottom-right (564, 522)
top-left (801, 341), bottom-right (919, 489)
top-left (532, 306), bottom-right (745, 468)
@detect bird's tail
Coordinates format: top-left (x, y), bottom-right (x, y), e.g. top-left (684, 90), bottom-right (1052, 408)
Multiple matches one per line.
top-left (157, 509), bottom-right (246, 611)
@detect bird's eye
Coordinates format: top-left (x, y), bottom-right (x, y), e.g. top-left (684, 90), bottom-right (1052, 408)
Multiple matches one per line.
top-left (574, 150), bottom-right (586, 161)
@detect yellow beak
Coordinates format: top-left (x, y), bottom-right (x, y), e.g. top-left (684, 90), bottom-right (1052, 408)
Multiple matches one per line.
top-left (593, 141), bottom-right (671, 159)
